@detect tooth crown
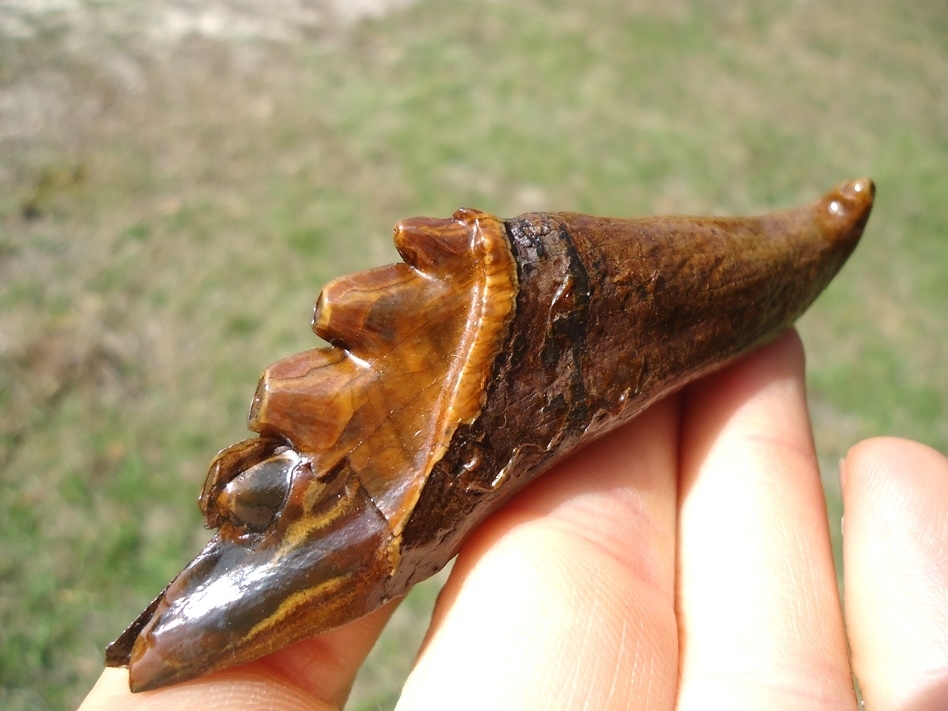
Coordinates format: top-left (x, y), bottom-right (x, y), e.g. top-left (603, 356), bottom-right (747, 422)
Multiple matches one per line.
top-left (243, 208), bottom-right (518, 530)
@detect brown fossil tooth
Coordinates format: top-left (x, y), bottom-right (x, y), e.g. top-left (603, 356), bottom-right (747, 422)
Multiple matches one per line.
top-left (105, 178), bottom-right (874, 691)
top-left (392, 177), bottom-right (874, 592)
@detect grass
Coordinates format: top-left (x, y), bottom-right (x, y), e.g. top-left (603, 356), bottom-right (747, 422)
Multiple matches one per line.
top-left (1, 0), bottom-right (945, 708)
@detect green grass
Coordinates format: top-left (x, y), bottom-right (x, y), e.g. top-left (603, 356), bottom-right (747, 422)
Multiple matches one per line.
top-left (1, 1), bottom-right (945, 708)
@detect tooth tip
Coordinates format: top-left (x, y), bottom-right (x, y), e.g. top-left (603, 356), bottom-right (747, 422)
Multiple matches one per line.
top-left (126, 614), bottom-right (206, 693)
top-left (127, 642), bottom-right (166, 692)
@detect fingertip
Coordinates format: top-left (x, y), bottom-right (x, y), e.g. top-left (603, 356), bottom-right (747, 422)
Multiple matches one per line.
top-left (842, 437), bottom-right (948, 709)
top-left (844, 436), bottom-right (946, 483)
top-left (754, 326), bottom-right (806, 373)
top-left (681, 328), bottom-right (806, 429)
top-left (77, 668), bottom-right (135, 711)
top-left (842, 437), bottom-right (948, 532)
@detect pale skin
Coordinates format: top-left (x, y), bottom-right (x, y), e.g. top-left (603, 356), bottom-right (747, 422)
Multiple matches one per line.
top-left (79, 330), bottom-right (948, 710)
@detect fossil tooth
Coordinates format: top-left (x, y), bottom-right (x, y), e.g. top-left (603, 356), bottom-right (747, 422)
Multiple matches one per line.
top-left (105, 178), bottom-right (874, 691)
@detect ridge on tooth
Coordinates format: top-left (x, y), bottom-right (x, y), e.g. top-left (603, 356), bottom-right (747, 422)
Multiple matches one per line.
top-left (393, 214), bottom-right (476, 272)
top-left (248, 346), bottom-right (359, 453)
top-left (312, 263), bottom-right (419, 354)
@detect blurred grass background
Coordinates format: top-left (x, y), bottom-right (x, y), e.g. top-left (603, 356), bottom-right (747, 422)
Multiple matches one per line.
top-left (0, 0), bottom-right (945, 708)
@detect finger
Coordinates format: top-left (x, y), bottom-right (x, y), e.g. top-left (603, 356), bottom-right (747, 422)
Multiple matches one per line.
top-left (397, 396), bottom-right (682, 710)
top-left (842, 437), bottom-right (948, 709)
top-left (78, 601), bottom-right (397, 711)
top-left (676, 330), bottom-right (855, 709)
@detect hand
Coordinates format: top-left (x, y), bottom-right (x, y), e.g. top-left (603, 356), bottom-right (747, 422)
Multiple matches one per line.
top-left (78, 330), bottom-right (948, 710)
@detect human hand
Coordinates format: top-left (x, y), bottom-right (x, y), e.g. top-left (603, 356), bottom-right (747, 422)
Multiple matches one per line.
top-left (78, 330), bottom-right (948, 710)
